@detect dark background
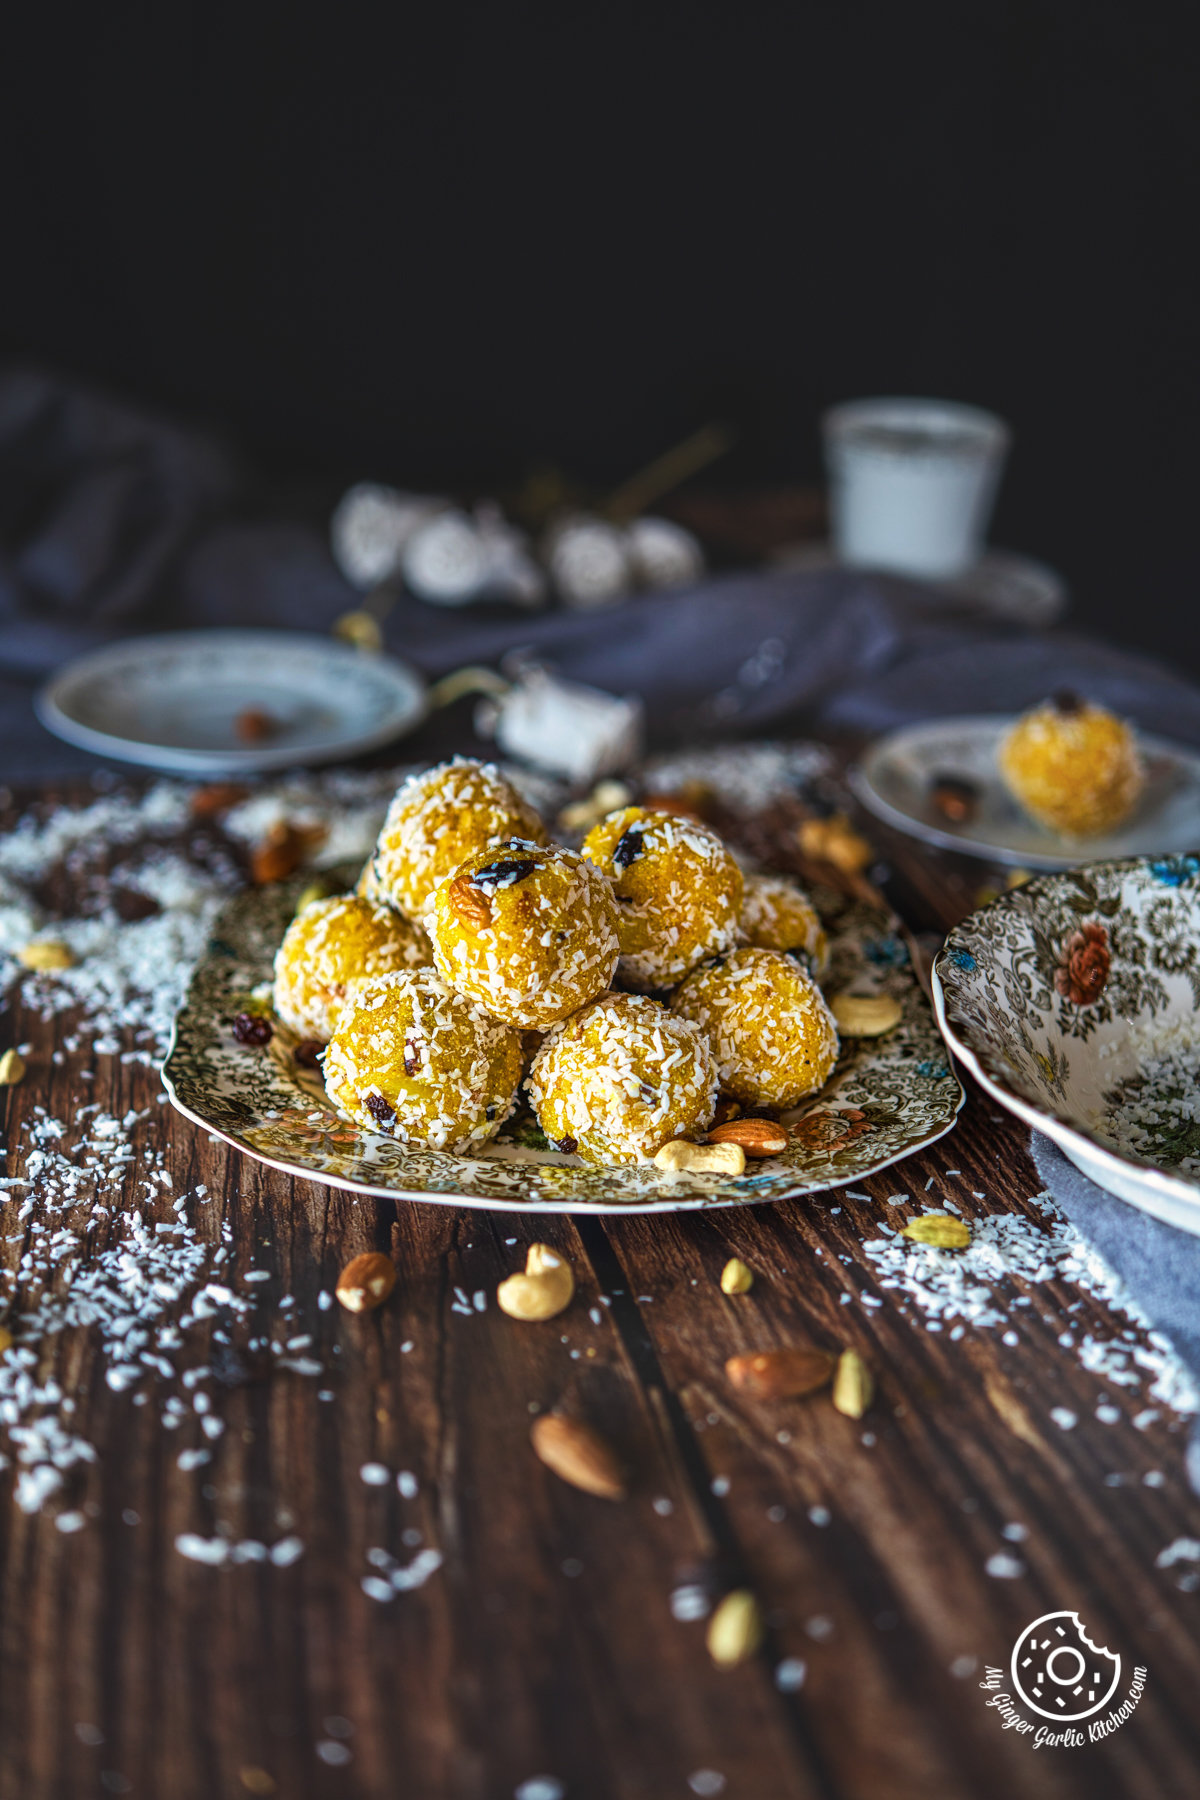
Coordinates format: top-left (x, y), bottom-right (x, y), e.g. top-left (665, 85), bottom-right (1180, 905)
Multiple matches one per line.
top-left (3, 1), bottom-right (1197, 667)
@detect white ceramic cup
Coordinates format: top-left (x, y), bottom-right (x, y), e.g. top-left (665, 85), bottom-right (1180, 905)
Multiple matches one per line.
top-left (823, 397), bottom-right (1010, 580)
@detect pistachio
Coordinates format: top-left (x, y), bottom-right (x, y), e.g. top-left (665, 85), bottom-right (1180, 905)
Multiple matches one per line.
top-left (706, 1589), bottom-right (763, 1667)
top-left (900, 1213), bottom-right (971, 1249)
top-left (720, 1258), bottom-right (754, 1296)
top-left (530, 1413), bottom-right (626, 1499)
top-left (497, 1243), bottom-right (575, 1321)
top-left (294, 878), bottom-right (334, 915)
top-left (335, 1251), bottom-right (397, 1313)
top-left (0, 1048), bottom-right (26, 1087)
top-left (18, 941), bottom-right (75, 971)
top-left (829, 992), bottom-right (903, 1038)
top-left (832, 1348), bottom-right (873, 1419)
top-left (332, 608), bottom-right (384, 652)
top-left (654, 1140), bottom-right (746, 1177)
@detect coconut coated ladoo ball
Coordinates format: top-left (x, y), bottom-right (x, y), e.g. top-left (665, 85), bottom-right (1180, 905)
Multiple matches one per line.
top-left (323, 969), bottom-right (522, 1152)
top-left (581, 806), bottom-right (743, 990)
top-left (431, 839), bottom-right (620, 1030)
top-left (998, 691), bottom-right (1144, 838)
top-left (739, 874), bottom-right (828, 977)
top-left (365, 758), bottom-right (548, 919)
top-left (671, 946), bottom-right (839, 1111)
top-left (527, 992), bottom-right (717, 1166)
top-left (273, 894), bottom-right (431, 1041)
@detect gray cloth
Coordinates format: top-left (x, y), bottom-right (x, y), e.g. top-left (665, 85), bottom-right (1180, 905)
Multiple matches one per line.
top-left (1030, 1133), bottom-right (1200, 1495)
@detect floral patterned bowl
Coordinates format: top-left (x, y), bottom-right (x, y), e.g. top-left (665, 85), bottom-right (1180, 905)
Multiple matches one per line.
top-left (933, 856), bottom-right (1200, 1234)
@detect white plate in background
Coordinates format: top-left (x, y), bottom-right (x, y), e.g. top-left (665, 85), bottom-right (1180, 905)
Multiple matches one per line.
top-left (852, 714), bottom-right (1200, 869)
top-left (36, 629), bottom-right (427, 773)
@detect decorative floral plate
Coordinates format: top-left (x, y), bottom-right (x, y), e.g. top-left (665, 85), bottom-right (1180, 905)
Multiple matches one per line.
top-left (933, 856), bottom-right (1200, 1235)
top-left (852, 716), bottom-right (1200, 869)
top-left (162, 870), bottom-right (963, 1214)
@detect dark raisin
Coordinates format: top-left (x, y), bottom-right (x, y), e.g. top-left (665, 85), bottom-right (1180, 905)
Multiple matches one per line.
top-left (638, 1082), bottom-right (657, 1106)
top-left (612, 827), bottom-right (644, 870)
top-left (485, 1103), bottom-right (496, 1121)
top-left (471, 856), bottom-right (538, 886)
top-left (1051, 687), bottom-right (1083, 714)
top-left (403, 1037), bottom-right (421, 1076)
top-left (293, 1038), bottom-right (323, 1067)
top-left (365, 1091), bottom-right (394, 1124)
top-left (554, 1135), bottom-right (578, 1154)
top-left (232, 1011), bottom-right (273, 1046)
top-left (929, 774), bottom-right (979, 824)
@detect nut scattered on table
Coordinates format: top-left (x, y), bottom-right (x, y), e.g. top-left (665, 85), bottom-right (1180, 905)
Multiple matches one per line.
top-left (0, 1048), bottom-right (25, 1087)
top-left (832, 1348), bottom-right (874, 1419)
top-left (18, 940), bottom-right (75, 971)
top-left (708, 1118), bottom-right (788, 1158)
top-left (0, 1324), bottom-right (12, 1355)
top-left (530, 1413), bottom-right (627, 1500)
top-left (251, 822), bottom-right (312, 886)
top-left (335, 1251), bottom-right (398, 1314)
top-left (332, 608), bottom-right (384, 653)
top-left (190, 782), bottom-right (250, 818)
top-left (654, 1139), bottom-right (746, 1177)
top-left (706, 1589), bottom-right (763, 1667)
top-left (497, 1243), bottom-right (575, 1321)
top-left (725, 1347), bottom-right (835, 1400)
top-left (720, 1257), bottom-right (754, 1296)
top-left (829, 993), bottom-right (903, 1038)
top-left (797, 813), bottom-right (872, 875)
top-left (900, 1213), bottom-right (972, 1249)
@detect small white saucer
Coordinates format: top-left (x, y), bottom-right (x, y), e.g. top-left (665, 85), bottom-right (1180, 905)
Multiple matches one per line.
top-left (36, 629), bottom-right (427, 774)
top-left (852, 715), bottom-right (1200, 869)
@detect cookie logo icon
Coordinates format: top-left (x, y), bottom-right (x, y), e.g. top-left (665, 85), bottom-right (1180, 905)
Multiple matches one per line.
top-left (1011, 1612), bottom-right (1121, 1722)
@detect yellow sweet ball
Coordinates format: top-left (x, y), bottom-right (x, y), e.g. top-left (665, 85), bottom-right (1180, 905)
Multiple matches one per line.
top-left (272, 893), bottom-right (431, 1041)
top-left (998, 691), bottom-right (1144, 838)
top-left (527, 992), bottom-right (717, 1166)
top-left (671, 945), bottom-right (839, 1111)
top-left (581, 806), bottom-right (743, 990)
top-left (323, 969), bottom-right (522, 1152)
top-left (739, 873), bottom-right (828, 977)
top-left (430, 839), bottom-right (620, 1031)
top-left (364, 758), bottom-right (548, 919)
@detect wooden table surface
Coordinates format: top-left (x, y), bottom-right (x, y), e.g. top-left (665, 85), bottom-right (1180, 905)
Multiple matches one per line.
top-left (2, 764), bottom-right (1199, 1800)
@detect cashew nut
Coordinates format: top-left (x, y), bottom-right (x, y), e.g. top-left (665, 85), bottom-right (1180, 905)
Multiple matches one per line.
top-left (653, 1139), bottom-right (746, 1176)
top-left (497, 1243), bottom-right (575, 1321)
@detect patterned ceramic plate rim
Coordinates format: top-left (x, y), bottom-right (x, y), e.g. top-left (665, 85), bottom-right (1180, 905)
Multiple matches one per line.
top-left (162, 872), bottom-right (964, 1214)
top-left (851, 716), bottom-right (1200, 869)
top-left (932, 857), bottom-right (1200, 1221)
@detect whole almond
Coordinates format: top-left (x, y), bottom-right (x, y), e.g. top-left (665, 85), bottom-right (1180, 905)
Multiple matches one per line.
top-left (335, 1251), bottom-right (397, 1314)
top-left (251, 823), bottom-right (308, 886)
top-left (708, 1118), bottom-right (789, 1158)
top-left (726, 1347), bottom-right (835, 1400)
top-left (448, 872), bottom-right (492, 930)
top-left (832, 1347), bottom-right (874, 1419)
top-left (531, 1413), bottom-right (626, 1500)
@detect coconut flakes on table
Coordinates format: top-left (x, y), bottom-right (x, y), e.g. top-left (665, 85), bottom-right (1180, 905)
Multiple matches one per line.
top-left (0, 1105), bottom-right (325, 1517)
top-left (859, 1192), bottom-right (1199, 1421)
top-left (640, 742), bottom-right (833, 813)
